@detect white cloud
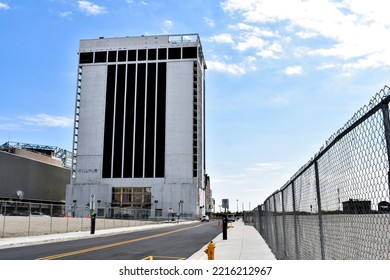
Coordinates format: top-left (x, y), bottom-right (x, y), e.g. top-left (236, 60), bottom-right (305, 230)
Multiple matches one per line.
top-left (204, 17), bottom-right (215, 27)
top-left (207, 60), bottom-right (246, 75)
top-left (296, 30), bottom-right (318, 39)
top-left (0, 2), bottom-right (9, 9)
top-left (207, 53), bottom-right (257, 75)
top-left (19, 114), bottom-right (73, 127)
top-left (285, 65), bottom-right (303, 75)
top-left (209, 33), bottom-right (234, 44)
top-left (59, 11), bottom-right (72, 17)
top-left (228, 23), bottom-right (280, 53)
top-left (257, 42), bottom-right (283, 59)
top-left (235, 35), bottom-right (267, 51)
top-left (163, 19), bottom-right (173, 29)
top-left (78, 1), bottom-right (106, 15)
top-left (229, 23), bottom-right (279, 38)
top-left (161, 19), bottom-right (174, 33)
top-left (221, 0), bottom-right (390, 71)
top-left (317, 63), bottom-right (336, 70)
top-left (248, 162), bottom-right (283, 172)
top-left (269, 96), bottom-right (288, 106)
top-left (229, 22), bottom-right (253, 31)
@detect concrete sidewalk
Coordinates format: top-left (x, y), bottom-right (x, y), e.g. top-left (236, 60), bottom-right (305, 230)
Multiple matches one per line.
top-left (188, 219), bottom-right (276, 260)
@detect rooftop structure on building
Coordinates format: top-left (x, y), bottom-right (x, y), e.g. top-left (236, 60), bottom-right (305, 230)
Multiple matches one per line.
top-left (0, 141), bottom-right (71, 203)
top-left (0, 141), bottom-right (72, 168)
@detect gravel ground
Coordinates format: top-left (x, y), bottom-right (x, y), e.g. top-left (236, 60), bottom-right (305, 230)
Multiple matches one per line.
top-left (0, 216), bottom-right (158, 238)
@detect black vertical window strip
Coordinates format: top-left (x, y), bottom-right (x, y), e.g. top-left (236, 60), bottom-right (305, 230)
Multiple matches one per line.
top-left (112, 64), bottom-right (126, 178)
top-left (145, 63), bottom-right (156, 177)
top-left (123, 64), bottom-right (136, 178)
top-left (134, 63), bottom-right (146, 178)
top-left (193, 62), bottom-right (198, 178)
top-left (155, 62), bottom-right (166, 177)
top-left (102, 65), bottom-right (116, 178)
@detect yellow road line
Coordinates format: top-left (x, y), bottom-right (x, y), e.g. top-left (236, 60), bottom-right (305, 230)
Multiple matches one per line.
top-left (36, 224), bottom-right (204, 260)
top-left (142, 255), bottom-right (186, 260)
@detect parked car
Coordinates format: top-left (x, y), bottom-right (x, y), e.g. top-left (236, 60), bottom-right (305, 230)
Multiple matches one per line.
top-left (30, 212), bottom-right (50, 217)
top-left (227, 214), bottom-right (235, 222)
top-left (121, 214), bottom-right (134, 220)
top-left (201, 215), bottom-right (209, 222)
top-left (8, 211), bottom-right (28, 216)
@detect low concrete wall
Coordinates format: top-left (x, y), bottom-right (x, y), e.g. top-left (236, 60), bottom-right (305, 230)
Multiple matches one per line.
top-left (0, 216), bottom-right (160, 238)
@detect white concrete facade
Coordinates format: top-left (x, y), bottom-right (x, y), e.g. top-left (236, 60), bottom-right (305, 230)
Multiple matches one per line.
top-left (66, 34), bottom-right (206, 218)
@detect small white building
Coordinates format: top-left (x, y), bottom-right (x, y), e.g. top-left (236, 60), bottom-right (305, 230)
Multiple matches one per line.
top-left (66, 34), bottom-right (207, 219)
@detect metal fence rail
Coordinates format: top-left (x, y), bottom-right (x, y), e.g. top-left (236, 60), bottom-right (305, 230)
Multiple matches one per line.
top-left (253, 86), bottom-right (390, 260)
top-left (0, 200), bottom-right (192, 238)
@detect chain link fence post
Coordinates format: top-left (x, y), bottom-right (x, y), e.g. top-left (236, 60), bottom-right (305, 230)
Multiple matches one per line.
top-left (381, 102), bottom-right (390, 198)
top-left (314, 161), bottom-right (325, 260)
top-left (291, 181), bottom-right (299, 260)
top-left (272, 194), bottom-right (279, 258)
top-left (281, 189), bottom-right (287, 259)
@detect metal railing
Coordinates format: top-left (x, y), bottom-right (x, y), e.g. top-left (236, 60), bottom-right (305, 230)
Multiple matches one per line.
top-left (253, 86), bottom-right (390, 260)
top-left (0, 200), bottom-right (193, 238)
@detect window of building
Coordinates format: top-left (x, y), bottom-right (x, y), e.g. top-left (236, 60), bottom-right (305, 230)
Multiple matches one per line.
top-left (182, 47), bottom-right (197, 59)
top-left (103, 62), bottom-right (166, 179)
top-left (111, 187), bottom-right (152, 208)
top-left (134, 64), bottom-right (146, 178)
top-left (108, 51), bottom-right (117, 62)
top-left (148, 49), bottom-right (157, 60)
top-left (102, 65), bottom-right (116, 178)
top-left (94, 51), bottom-right (107, 63)
top-left (168, 47), bottom-right (181, 59)
top-left (79, 52), bottom-right (93, 64)
top-left (138, 49), bottom-right (147, 61)
top-left (158, 48), bottom-right (167, 60)
top-left (128, 50), bottom-right (136, 61)
top-left (118, 50), bottom-right (127, 62)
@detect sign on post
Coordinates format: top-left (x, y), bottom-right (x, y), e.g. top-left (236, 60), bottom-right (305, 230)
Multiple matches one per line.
top-left (90, 194), bottom-right (96, 216)
top-left (222, 199), bottom-right (229, 210)
top-left (90, 194), bottom-right (96, 234)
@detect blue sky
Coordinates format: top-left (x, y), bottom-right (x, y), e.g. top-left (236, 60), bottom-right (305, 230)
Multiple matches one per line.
top-left (1, 0), bottom-right (390, 212)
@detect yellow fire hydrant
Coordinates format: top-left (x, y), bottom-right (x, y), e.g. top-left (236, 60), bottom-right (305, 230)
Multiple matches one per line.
top-left (204, 241), bottom-right (216, 260)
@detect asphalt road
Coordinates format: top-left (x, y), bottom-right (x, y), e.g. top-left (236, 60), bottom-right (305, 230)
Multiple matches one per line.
top-left (0, 221), bottom-right (221, 260)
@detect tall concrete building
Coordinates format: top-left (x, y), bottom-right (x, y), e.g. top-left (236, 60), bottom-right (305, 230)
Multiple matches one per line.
top-left (66, 34), bottom-right (207, 218)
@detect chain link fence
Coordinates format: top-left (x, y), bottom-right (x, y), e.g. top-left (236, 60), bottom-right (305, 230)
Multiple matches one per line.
top-left (253, 86), bottom-right (390, 260)
top-left (0, 200), bottom-right (192, 238)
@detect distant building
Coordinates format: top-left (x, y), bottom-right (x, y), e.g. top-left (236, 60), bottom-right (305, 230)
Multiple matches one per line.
top-left (342, 199), bottom-right (371, 214)
top-left (0, 142), bottom-right (71, 204)
top-left (66, 34), bottom-right (207, 218)
top-left (205, 175), bottom-right (213, 216)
